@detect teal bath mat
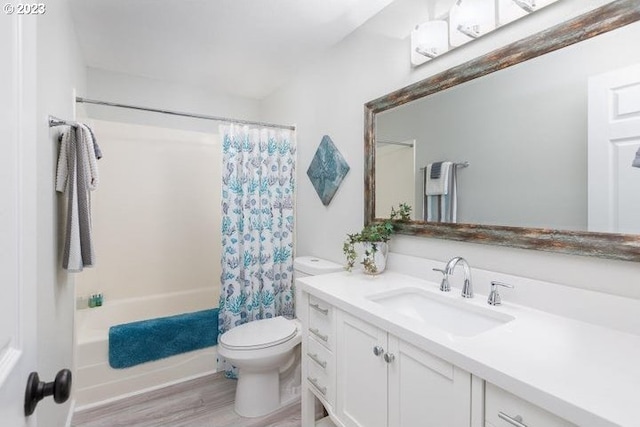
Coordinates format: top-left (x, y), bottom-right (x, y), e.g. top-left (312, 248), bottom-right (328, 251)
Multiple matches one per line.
top-left (109, 308), bottom-right (219, 369)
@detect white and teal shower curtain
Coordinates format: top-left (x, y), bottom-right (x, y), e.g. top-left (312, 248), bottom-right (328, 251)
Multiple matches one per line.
top-left (218, 124), bottom-right (296, 377)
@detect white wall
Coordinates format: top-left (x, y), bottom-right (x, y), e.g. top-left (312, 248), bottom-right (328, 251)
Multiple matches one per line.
top-left (84, 67), bottom-right (261, 133)
top-left (74, 120), bottom-right (221, 304)
top-left (261, 0), bottom-right (640, 300)
top-left (36, 1), bottom-right (87, 425)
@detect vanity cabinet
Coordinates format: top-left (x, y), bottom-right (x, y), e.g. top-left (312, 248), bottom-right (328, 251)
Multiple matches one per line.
top-left (485, 383), bottom-right (576, 427)
top-left (336, 311), bottom-right (472, 427)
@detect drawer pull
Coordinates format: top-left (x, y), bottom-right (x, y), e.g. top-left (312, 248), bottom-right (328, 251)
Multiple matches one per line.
top-left (373, 346), bottom-right (384, 356)
top-left (307, 376), bottom-right (327, 395)
top-left (309, 328), bottom-right (328, 342)
top-left (310, 303), bottom-right (329, 315)
top-left (307, 352), bottom-right (327, 368)
top-left (498, 412), bottom-right (528, 427)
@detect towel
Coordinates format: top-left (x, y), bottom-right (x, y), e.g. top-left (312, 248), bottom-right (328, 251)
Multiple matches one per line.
top-left (424, 163), bottom-right (458, 223)
top-left (425, 161), bottom-right (452, 195)
top-left (56, 124), bottom-right (99, 271)
top-left (633, 147), bottom-right (640, 168)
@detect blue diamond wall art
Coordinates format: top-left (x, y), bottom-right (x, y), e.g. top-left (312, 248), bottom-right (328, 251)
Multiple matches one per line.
top-left (307, 135), bottom-right (350, 206)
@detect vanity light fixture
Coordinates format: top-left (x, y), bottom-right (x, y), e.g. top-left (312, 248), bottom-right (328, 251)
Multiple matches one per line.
top-left (498, 0), bottom-right (558, 26)
top-left (457, 24), bottom-right (481, 39)
top-left (512, 0), bottom-right (535, 13)
top-left (449, 0), bottom-right (496, 47)
top-left (411, 20), bottom-right (449, 66)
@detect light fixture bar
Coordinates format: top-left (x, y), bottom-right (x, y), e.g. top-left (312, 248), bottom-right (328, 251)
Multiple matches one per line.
top-left (415, 46), bottom-right (439, 59)
top-left (457, 24), bottom-right (480, 39)
top-left (512, 0), bottom-right (536, 13)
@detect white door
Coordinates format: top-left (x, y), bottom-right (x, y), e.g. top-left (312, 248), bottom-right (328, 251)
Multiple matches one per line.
top-left (375, 140), bottom-right (416, 219)
top-left (336, 312), bottom-right (388, 427)
top-left (0, 11), bottom-right (38, 426)
top-left (588, 63), bottom-right (640, 234)
top-left (387, 336), bottom-right (471, 427)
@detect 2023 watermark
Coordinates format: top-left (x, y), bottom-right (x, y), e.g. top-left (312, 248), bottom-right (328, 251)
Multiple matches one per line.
top-left (3, 3), bottom-right (46, 14)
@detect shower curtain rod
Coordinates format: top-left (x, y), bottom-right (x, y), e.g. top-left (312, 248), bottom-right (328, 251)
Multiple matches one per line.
top-left (75, 97), bottom-right (296, 131)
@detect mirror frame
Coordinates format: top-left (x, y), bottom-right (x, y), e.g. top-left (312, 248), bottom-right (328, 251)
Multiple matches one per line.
top-left (365, 1), bottom-right (640, 262)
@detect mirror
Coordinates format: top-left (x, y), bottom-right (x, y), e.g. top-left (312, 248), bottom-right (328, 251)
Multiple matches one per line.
top-left (365, 2), bottom-right (640, 261)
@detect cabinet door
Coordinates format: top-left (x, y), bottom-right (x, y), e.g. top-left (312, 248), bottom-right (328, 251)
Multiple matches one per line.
top-left (387, 336), bottom-right (471, 427)
top-left (336, 311), bottom-right (388, 427)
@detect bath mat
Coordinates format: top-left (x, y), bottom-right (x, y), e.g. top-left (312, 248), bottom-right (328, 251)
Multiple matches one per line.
top-left (109, 308), bottom-right (219, 369)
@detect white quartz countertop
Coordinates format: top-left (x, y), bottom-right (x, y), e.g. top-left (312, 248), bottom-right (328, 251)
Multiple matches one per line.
top-left (298, 270), bottom-right (640, 427)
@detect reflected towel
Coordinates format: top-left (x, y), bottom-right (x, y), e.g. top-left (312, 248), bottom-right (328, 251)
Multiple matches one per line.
top-left (424, 164), bottom-right (458, 223)
top-left (425, 161), bottom-right (452, 195)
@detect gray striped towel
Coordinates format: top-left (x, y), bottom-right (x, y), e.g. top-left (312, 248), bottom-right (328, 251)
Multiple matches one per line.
top-left (56, 124), bottom-right (99, 271)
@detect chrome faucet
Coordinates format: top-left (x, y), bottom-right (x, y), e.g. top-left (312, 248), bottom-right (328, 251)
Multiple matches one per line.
top-left (445, 257), bottom-right (473, 298)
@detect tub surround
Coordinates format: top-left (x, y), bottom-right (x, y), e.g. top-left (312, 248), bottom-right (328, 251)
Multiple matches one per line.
top-left (297, 255), bottom-right (640, 426)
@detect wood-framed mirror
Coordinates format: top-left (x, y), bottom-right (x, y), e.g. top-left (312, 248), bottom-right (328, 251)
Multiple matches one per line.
top-left (365, 1), bottom-right (640, 262)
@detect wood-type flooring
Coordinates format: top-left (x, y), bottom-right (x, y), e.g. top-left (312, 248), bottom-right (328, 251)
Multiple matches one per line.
top-left (72, 372), bottom-right (301, 427)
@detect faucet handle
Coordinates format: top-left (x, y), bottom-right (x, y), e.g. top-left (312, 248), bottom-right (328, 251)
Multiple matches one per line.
top-left (432, 268), bottom-right (450, 292)
top-left (488, 281), bottom-right (514, 306)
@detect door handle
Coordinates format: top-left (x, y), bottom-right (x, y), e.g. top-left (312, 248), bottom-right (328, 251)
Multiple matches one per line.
top-left (24, 369), bottom-right (72, 416)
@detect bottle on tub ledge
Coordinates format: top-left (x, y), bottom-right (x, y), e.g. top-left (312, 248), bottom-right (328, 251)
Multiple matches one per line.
top-left (88, 293), bottom-right (104, 308)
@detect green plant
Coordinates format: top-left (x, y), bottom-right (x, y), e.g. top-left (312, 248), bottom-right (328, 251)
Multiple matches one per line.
top-left (343, 203), bottom-right (412, 274)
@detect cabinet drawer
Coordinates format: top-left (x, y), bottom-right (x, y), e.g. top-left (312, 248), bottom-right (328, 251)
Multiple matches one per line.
top-left (306, 336), bottom-right (334, 377)
top-left (307, 352), bottom-right (335, 407)
top-left (485, 383), bottom-right (576, 427)
top-left (308, 296), bottom-right (334, 350)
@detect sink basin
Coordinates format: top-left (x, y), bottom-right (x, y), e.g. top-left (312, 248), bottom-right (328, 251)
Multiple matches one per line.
top-left (367, 287), bottom-right (514, 337)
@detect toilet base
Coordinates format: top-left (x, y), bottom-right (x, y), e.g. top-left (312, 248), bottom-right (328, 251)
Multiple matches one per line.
top-left (234, 369), bottom-right (280, 418)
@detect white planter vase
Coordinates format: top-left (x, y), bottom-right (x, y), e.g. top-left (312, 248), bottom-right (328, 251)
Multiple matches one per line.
top-left (362, 242), bottom-right (388, 275)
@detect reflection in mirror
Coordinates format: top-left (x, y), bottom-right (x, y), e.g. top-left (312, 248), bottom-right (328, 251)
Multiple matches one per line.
top-left (365, 2), bottom-right (640, 261)
top-left (375, 20), bottom-right (640, 234)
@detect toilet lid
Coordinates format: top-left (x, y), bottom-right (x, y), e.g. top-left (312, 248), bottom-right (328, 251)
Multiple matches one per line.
top-left (219, 316), bottom-right (298, 350)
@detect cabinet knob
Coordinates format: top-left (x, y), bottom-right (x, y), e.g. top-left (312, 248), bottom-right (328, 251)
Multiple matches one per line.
top-left (383, 352), bottom-right (395, 363)
top-left (373, 346), bottom-right (384, 356)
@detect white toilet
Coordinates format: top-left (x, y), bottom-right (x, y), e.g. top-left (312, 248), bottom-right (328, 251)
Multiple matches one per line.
top-left (218, 256), bottom-right (343, 418)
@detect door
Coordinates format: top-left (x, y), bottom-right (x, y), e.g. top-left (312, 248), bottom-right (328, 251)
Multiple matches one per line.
top-left (588, 63), bottom-right (640, 234)
top-left (387, 336), bottom-right (471, 427)
top-left (375, 140), bottom-right (416, 219)
top-left (0, 11), bottom-right (38, 426)
top-left (336, 312), bottom-right (388, 427)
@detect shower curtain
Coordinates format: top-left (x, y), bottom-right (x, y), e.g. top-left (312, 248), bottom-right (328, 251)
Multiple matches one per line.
top-left (218, 124), bottom-right (296, 377)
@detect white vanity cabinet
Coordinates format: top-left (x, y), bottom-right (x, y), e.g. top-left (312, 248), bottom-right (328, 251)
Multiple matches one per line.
top-left (336, 311), bottom-right (473, 427)
top-left (485, 383), bottom-right (576, 427)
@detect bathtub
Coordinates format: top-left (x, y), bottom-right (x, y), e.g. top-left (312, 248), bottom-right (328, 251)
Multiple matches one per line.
top-left (74, 287), bottom-right (218, 410)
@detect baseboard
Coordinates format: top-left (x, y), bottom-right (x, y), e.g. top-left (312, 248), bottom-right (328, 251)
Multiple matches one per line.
top-left (65, 399), bottom-right (76, 427)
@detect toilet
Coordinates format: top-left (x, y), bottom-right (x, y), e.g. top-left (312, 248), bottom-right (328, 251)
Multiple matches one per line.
top-left (218, 256), bottom-right (343, 418)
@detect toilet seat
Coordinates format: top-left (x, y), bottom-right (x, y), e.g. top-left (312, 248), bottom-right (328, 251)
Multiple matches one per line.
top-left (219, 316), bottom-right (298, 351)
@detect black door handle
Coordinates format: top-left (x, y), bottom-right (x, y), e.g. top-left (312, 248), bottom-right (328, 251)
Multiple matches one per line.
top-left (24, 369), bottom-right (72, 416)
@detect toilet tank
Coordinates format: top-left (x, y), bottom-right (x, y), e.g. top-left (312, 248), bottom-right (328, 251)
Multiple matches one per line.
top-left (293, 256), bottom-right (343, 278)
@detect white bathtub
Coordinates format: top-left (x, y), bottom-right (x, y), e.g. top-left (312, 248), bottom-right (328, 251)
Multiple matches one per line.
top-left (74, 287), bottom-right (218, 410)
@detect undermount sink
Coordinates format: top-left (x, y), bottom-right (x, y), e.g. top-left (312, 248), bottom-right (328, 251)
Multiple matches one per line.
top-left (367, 287), bottom-right (514, 337)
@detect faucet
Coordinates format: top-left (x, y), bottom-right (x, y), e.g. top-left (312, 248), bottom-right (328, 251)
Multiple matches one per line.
top-left (445, 257), bottom-right (473, 298)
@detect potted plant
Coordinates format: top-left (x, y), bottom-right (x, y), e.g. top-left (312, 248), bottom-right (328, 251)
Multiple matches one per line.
top-left (343, 203), bottom-right (412, 275)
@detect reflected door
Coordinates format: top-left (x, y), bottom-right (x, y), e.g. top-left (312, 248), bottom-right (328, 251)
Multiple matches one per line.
top-left (375, 140), bottom-right (415, 219)
top-left (588, 63), bottom-right (640, 234)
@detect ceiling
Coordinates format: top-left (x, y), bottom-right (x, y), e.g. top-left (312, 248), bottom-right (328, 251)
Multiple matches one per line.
top-left (70, 0), bottom-right (396, 100)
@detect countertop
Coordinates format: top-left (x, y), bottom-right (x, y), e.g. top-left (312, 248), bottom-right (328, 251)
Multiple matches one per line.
top-left (298, 270), bottom-right (640, 427)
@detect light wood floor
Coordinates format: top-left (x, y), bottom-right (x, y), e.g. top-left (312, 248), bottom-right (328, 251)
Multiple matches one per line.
top-left (72, 372), bottom-right (301, 427)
